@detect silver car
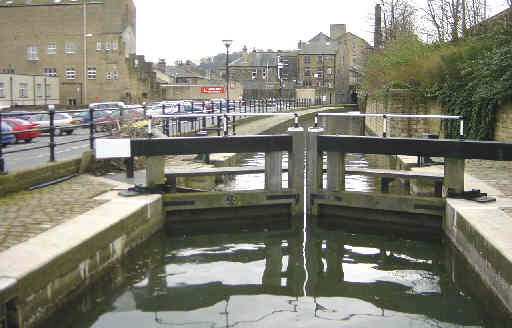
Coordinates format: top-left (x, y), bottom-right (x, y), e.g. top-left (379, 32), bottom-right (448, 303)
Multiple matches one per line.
top-left (29, 112), bottom-right (75, 135)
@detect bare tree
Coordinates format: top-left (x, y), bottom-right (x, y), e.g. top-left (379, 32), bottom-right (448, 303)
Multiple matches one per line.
top-left (424, 0), bottom-right (489, 42)
top-left (378, 0), bottom-right (418, 42)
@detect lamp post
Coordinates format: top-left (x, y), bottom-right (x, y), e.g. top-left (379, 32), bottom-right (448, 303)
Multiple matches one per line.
top-left (83, 0), bottom-right (92, 105)
top-left (222, 40), bottom-right (232, 112)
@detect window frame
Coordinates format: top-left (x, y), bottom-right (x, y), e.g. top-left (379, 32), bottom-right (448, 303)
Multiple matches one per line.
top-left (26, 45), bottom-right (39, 61)
top-left (19, 83), bottom-right (28, 98)
top-left (64, 42), bottom-right (76, 54)
top-left (0, 82), bottom-right (4, 98)
top-left (47, 42), bottom-right (57, 55)
top-left (65, 68), bottom-right (76, 80)
top-left (87, 67), bottom-right (97, 80)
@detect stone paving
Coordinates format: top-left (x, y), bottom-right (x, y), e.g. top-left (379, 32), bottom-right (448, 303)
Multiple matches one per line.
top-left (0, 175), bottom-right (115, 252)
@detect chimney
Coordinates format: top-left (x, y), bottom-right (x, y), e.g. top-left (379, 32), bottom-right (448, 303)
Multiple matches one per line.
top-left (374, 4), bottom-right (382, 48)
top-left (297, 40), bottom-right (305, 50)
top-left (157, 58), bottom-right (166, 72)
top-left (330, 24), bottom-right (347, 40)
top-left (242, 45), bottom-right (249, 63)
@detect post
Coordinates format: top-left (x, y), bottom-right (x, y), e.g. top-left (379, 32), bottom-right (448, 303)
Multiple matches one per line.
top-left (288, 126), bottom-right (305, 214)
top-left (327, 152), bottom-right (345, 192)
top-left (0, 112), bottom-right (6, 173)
top-left (265, 151), bottom-right (282, 192)
top-left (49, 105), bottom-right (56, 162)
top-left (146, 156), bottom-right (166, 190)
top-left (125, 157), bottom-right (134, 178)
top-left (89, 106), bottom-right (95, 149)
top-left (307, 126), bottom-right (324, 215)
top-left (444, 158), bottom-right (465, 195)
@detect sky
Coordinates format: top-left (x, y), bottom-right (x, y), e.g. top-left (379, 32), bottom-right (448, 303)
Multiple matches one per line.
top-left (133, 0), bottom-right (510, 65)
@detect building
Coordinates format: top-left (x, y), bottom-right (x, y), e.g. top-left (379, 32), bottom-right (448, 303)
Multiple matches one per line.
top-left (0, 0), bottom-right (156, 106)
top-left (0, 71), bottom-right (59, 109)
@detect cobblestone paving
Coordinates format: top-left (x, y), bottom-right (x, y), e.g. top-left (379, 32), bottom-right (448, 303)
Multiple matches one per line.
top-left (465, 159), bottom-right (512, 216)
top-left (0, 175), bottom-right (114, 252)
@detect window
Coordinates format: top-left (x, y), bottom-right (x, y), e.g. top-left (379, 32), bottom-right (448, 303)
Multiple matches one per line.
top-left (105, 40), bottom-right (111, 51)
top-left (45, 84), bottom-right (52, 98)
top-left (304, 56), bottom-right (310, 64)
top-left (326, 67), bottom-right (332, 75)
top-left (106, 71), bottom-right (112, 80)
top-left (26, 45), bottom-right (39, 61)
top-left (96, 40), bottom-right (102, 51)
top-left (66, 68), bottom-right (76, 80)
top-left (44, 67), bottom-right (57, 77)
top-left (48, 43), bottom-right (56, 54)
top-left (64, 42), bottom-right (76, 54)
top-left (0, 82), bottom-right (4, 98)
top-left (36, 83), bottom-right (42, 98)
top-left (19, 83), bottom-right (28, 98)
top-left (112, 40), bottom-right (118, 50)
top-left (317, 56), bottom-right (323, 64)
top-left (88, 67), bottom-right (96, 80)
top-left (304, 68), bottom-right (311, 77)
top-left (315, 70), bottom-right (323, 79)
top-left (262, 68), bottom-right (266, 80)
top-left (251, 69), bottom-right (257, 80)
top-left (113, 71), bottom-right (119, 80)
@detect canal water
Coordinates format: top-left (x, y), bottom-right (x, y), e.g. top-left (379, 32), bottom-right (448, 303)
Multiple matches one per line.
top-left (39, 110), bottom-right (512, 327)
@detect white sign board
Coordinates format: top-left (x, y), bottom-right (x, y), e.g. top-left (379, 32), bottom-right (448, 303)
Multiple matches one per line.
top-left (95, 139), bottom-right (131, 159)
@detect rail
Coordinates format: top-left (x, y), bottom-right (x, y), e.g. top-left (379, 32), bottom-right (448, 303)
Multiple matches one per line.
top-left (0, 97), bottom-right (315, 173)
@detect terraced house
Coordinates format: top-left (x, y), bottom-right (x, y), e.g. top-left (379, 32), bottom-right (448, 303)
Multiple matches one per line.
top-left (0, 0), bottom-right (157, 106)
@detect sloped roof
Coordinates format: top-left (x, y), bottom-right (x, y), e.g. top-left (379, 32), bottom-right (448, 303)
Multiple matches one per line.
top-left (298, 34), bottom-right (338, 55)
top-left (229, 50), bottom-right (296, 67)
top-left (0, 0), bottom-right (102, 6)
top-left (167, 66), bottom-right (205, 79)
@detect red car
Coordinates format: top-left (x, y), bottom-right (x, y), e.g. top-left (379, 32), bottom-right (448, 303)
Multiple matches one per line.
top-left (2, 118), bottom-right (41, 143)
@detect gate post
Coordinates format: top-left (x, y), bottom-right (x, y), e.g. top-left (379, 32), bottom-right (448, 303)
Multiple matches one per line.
top-left (444, 158), bottom-right (465, 195)
top-left (288, 126), bottom-right (305, 214)
top-left (307, 126), bottom-right (324, 215)
top-left (327, 152), bottom-right (345, 192)
top-left (146, 156), bottom-right (166, 190)
top-left (265, 151), bottom-right (282, 192)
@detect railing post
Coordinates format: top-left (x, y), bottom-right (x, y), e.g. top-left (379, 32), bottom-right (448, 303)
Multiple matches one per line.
top-left (307, 126), bottom-right (324, 215)
top-left (49, 106), bottom-right (56, 162)
top-left (288, 125), bottom-right (305, 215)
top-left (444, 158), bottom-right (465, 195)
top-left (89, 106), bottom-right (95, 149)
top-left (265, 151), bottom-right (283, 192)
top-left (125, 157), bottom-right (134, 178)
top-left (0, 112), bottom-right (6, 174)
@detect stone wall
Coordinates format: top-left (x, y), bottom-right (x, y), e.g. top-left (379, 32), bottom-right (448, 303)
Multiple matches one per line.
top-left (365, 90), bottom-right (443, 138)
top-left (495, 103), bottom-right (512, 142)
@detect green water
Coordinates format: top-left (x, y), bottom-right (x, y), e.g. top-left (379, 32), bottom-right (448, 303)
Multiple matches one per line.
top-left (39, 216), bottom-right (511, 328)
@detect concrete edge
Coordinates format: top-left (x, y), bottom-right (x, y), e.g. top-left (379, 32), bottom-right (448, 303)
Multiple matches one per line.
top-left (444, 198), bottom-right (512, 313)
top-left (0, 186), bottom-right (164, 328)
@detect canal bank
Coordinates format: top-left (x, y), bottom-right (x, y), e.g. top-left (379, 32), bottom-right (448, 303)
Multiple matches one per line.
top-left (0, 106), bottom-right (332, 328)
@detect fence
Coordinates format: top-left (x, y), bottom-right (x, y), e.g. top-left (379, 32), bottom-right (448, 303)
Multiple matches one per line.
top-left (0, 98), bottom-right (320, 173)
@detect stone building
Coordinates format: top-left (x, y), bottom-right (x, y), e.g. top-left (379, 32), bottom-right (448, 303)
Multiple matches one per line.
top-left (0, 0), bottom-right (156, 106)
top-left (334, 31), bottom-right (371, 104)
top-left (0, 71), bottom-right (59, 109)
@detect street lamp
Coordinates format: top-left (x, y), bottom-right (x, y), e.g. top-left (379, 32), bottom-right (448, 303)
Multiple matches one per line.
top-left (222, 40), bottom-right (232, 111)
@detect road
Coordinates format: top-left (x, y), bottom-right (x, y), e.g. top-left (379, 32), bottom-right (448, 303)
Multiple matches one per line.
top-left (2, 128), bottom-right (94, 172)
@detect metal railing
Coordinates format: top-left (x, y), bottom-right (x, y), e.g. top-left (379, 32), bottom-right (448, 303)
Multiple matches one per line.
top-left (0, 98), bottom-right (319, 173)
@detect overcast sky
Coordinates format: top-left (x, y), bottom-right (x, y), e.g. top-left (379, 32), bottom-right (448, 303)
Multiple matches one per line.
top-left (132, 0), bottom-right (510, 65)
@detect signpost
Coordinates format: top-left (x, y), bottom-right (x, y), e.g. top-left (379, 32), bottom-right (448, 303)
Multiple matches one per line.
top-left (201, 86), bottom-right (225, 94)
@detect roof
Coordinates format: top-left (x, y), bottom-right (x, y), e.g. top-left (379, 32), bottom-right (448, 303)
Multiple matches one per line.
top-left (229, 50), bottom-right (295, 68)
top-left (167, 66), bottom-right (205, 79)
top-left (0, 0), bottom-right (103, 6)
top-left (298, 32), bottom-right (338, 55)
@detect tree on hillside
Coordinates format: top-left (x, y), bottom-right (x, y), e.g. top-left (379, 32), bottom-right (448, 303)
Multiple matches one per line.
top-left (378, 0), bottom-right (418, 42)
top-left (424, 0), bottom-right (489, 42)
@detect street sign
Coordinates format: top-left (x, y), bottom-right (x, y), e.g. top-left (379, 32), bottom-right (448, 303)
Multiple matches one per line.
top-left (201, 86), bottom-right (225, 94)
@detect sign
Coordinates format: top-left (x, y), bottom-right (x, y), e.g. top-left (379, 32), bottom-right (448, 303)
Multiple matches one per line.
top-left (201, 86), bottom-right (225, 94)
top-left (95, 139), bottom-right (131, 159)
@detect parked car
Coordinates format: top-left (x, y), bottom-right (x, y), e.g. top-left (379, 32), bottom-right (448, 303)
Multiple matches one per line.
top-left (29, 112), bottom-right (76, 135)
top-left (88, 101), bottom-right (126, 111)
top-left (2, 118), bottom-right (41, 143)
top-left (1, 122), bottom-right (15, 146)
